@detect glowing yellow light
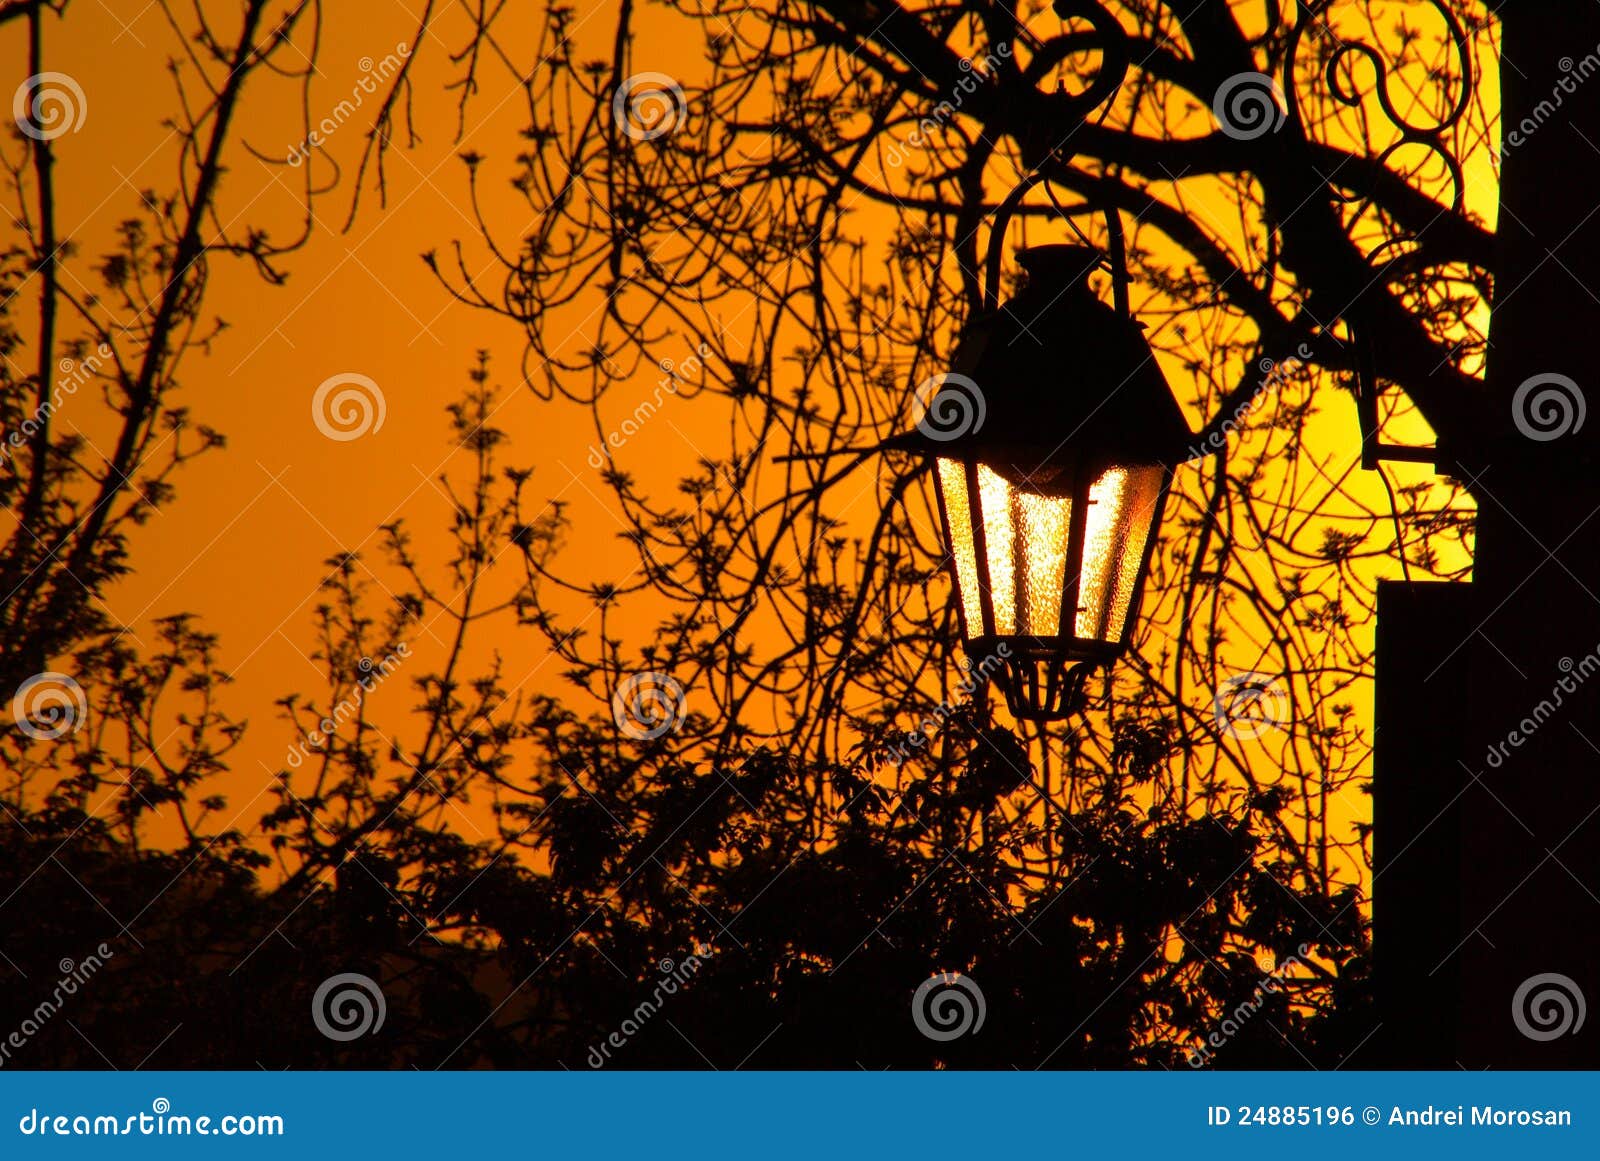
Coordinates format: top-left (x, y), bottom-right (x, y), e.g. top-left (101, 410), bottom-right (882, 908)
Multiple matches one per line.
top-left (938, 456), bottom-right (1162, 655)
top-left (1076, 465), bottom-right (1163, 642)
top-left (936, 458), bottom-right (984, 636)
top-left (973, 463), bottom-right (1073, 637)
top-left (976, 462), bottom-right (1017, 635)
top-left (1017, 489), bottom-right (1070, 635)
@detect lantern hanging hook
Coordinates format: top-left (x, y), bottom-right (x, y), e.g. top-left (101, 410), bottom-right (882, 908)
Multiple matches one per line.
top-left (981, 169), bottom-right (1131, 321)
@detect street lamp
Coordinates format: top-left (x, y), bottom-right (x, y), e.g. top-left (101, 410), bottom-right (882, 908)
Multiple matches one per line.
top-left (895, 210), bottom-right (1191, 720)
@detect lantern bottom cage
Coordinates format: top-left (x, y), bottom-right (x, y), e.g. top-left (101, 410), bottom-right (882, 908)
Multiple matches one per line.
top-left (971, 638), bottom-right (1121, 721)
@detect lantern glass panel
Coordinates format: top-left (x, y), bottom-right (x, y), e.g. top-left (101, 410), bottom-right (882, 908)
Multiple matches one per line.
top-left (935, 457), bottom-right (984, 636)
top-left (974, 462), bottom-right (1073, 637)
top-left (1075, 464), bottom-right (1165, 643)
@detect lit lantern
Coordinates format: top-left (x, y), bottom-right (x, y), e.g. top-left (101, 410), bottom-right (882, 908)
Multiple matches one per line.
top-left (898, 244), bottom-right (1191, 719)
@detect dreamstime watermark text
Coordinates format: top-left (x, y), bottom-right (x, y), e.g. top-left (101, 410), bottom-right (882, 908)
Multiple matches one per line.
top-left (287, 45), bottom-right (411, 166)
top-left (1186, 943), bottom-right (1312, 1067)
top-left (586, 949), bottom-right (707, 1067)
top-left (285, 643), bottom-right (411, 768)
top-left (1187, 344), bottom-right (1313, 459)
top-left (0, 943), bottom-right (114, 1068)
top-left (18, 1099), bottom-right (282, 1138)
top-left (881, 645), bottom-right (1010, 768)
top-left (587, 342), bottom-right (713, 467)
top-left (881, 45), bottom-right (1011, 169)
top-left (1499, 44), bottom-right (1600, 159)
top-left (1482, 648), bottom-right (1600, 770)
top-left (2, 344), bottom-right (113, 466)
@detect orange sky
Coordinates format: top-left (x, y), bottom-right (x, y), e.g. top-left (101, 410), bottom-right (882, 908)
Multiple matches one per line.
top-left (13, 3), bottom-right (723, 833)
top-left (7, 1), bottom-right (1495, 875)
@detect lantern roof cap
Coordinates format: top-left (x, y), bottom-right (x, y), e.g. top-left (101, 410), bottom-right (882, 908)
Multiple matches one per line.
top-left (890, 245), bottom-right (1193, 471)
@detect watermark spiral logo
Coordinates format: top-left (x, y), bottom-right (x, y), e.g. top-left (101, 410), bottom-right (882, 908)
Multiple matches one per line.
top-left (611, 73), bottom-right (687, 142)
top-left (1512, 373), bottom-right (1586, 442)
top-left (312, 971), bottom-right (386, 1042)
top-left (1512, 972), bottom-right (1586, 1042)
top-left (1212, 72), bottom-right (1286, 141)
top-left (913, 373), bottom-right (986, 442)
top-left (1212, 671), bottom-right (1288, 740)
top-left (11, 671), bottom-right (87, 741)
top-left (911, 972), bottom-right (986, 1042)
top-left (612, 671), bottom-right (687, 740)
top-left (13, 73), bottom-right (87, 141)
top-left (311, 373), bottom-right (386, 441)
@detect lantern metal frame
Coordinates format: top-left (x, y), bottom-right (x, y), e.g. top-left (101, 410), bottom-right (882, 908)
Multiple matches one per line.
top-left (892, 175), bottom-right (1192, 720)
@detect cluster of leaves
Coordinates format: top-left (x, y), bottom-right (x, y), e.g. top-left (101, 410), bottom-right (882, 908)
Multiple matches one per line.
top-left (0, 686), bottom-right (1371, 1068)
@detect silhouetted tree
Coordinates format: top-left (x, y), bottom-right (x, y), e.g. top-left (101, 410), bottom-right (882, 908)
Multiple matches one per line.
top-left (4, 0), bottom-right (1514, 1067)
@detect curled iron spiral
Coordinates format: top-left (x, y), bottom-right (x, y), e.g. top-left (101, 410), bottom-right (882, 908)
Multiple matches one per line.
top-left (1285, 0), bottom-right (1474, 217)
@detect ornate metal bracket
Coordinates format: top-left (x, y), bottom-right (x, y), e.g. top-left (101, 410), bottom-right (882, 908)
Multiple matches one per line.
top-left (998, 0), bottom-right (1481, 472)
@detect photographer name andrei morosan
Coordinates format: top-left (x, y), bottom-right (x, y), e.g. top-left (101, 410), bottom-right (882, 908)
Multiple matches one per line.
top-left (1386, 1105), bottom-right (1572, 1127)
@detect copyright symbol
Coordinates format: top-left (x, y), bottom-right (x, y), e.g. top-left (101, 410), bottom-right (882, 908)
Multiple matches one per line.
top-left (1362, 1106), bottom-right (1381, 1125)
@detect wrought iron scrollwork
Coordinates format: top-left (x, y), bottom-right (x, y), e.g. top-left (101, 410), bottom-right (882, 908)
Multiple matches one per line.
top-left (1283, 0), bottom-right (1476, 468)
top-left (1286, 0), bottom-right (1475, 218)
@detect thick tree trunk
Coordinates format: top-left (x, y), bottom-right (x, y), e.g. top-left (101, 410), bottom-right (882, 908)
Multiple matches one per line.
top-left (1450, 1), bottom-right (1600, 1066)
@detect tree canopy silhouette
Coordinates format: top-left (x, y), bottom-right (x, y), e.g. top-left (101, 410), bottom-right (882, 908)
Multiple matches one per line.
top-left (0, 0), bottom-right (1500, 1067)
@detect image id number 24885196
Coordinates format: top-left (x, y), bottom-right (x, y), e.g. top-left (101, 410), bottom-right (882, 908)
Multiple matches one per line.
top-left (1208, 1106), bottom-right (1357, 1127)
